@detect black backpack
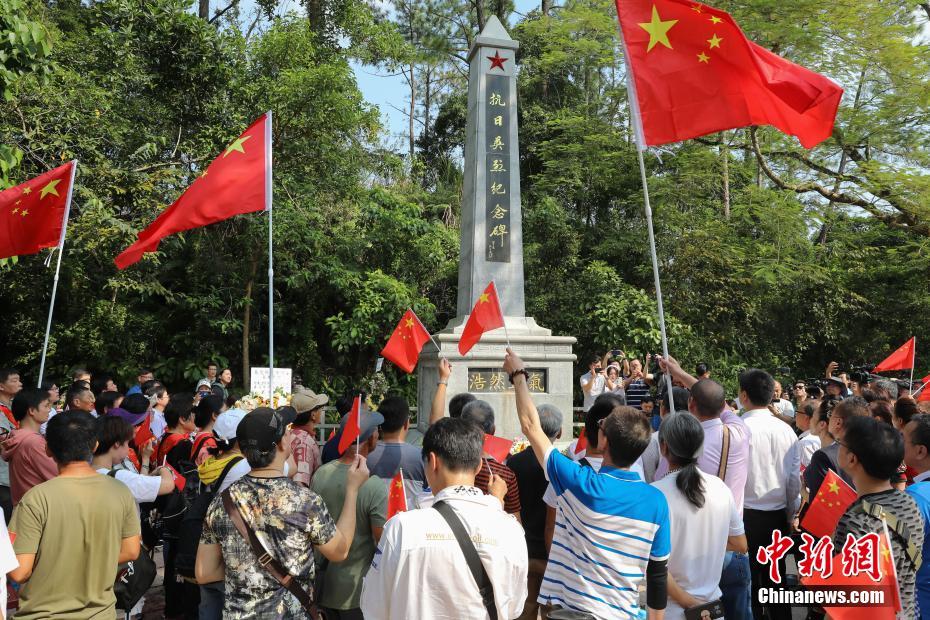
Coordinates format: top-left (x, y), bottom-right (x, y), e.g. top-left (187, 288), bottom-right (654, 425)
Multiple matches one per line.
top-left (106, 471), bottom-right (158, 611)
top-left (174, 456), bottom-right (244, 580)
top-left (154, 437), bottom-right (202, 537)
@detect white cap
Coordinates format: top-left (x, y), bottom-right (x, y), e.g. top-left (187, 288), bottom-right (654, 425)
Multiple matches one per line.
top-left (214, 408), bottom-right (248, 442)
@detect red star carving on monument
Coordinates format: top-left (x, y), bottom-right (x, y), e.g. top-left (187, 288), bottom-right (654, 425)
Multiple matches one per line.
top-left (488, 51), bottom-right (508, 71)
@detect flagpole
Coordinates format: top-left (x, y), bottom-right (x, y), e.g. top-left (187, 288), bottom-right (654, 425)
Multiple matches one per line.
top-left (913, 380), bottom-right (929, 398)
top-left (265, 111), bottom-right (274, 401)
top-left (355, 394), bottom-right (361, 455)
top-left (616, 19), bottom-right (676, 415)
top-left (910, 337), bottom-right (916, 392)
top-left (413, 310), bottom-right (443, 356)
top-left (38, 160), bottom-right (78, 388)
top-left (491, 280), bottom-right (512, 349)
top-left (881, 518), bottom-right (903, 613)
top-left (399, 467), bottom-right (408, 510)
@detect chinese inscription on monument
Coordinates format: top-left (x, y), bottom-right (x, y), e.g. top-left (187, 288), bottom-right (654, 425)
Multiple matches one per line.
top-left (485, 71), bottom-right (511, 263)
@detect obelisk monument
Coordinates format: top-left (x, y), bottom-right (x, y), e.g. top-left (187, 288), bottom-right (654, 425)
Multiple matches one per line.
top-left (417, 16), bottom-right (576, 440)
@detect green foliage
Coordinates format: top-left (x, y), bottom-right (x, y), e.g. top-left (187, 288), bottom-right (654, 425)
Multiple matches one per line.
top-left (0, 0), bottom-right (929, 409)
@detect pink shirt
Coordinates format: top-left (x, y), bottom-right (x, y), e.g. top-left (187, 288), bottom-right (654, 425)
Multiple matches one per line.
top-left (2, 429), bottom-right (59, 504)
top-left (291, 428), bottom-right (321, 487)
top-left (654, 408), bottom-right (751, 513)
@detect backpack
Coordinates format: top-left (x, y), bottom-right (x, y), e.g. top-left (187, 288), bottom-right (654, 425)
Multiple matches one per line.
top-left (154, 436), bottom-right (201, 537)
top-left (174, 455), bottom-right (244, 580)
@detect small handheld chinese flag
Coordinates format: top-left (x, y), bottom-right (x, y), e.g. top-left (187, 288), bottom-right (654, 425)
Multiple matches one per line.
top-left (873, 337), bottom-right (916, 373)
top-left (337, 395), bottom-right (362, 455)
top-left (459, 282), bottom-right (505, 355)
top-left (801, 530), bottom-right (900, 620)
top-left (327, 427), bottom-right (337, 441)
top-left (386, 469), bottom-right (408, 520)
top-left (574, 427), bottom-right (588, 455)
top-left (381, 309), bottom-right (432, 373)
top-left (134, 414), bottom-right (154, 451)
top-left (799, 469), bottom-right (857, 538)
top-left (164, 461), bottom-right (187, 492)
top-left (483, 433), bottom-right (514, 462)
top-left (115, 113), bottom-right (271, 269)
top-left (916, 375), bottom-right (930, 402)
top-left (615, 0), bottom-right (842, 149)
top-left (0, 161), bottom-right (76, 260)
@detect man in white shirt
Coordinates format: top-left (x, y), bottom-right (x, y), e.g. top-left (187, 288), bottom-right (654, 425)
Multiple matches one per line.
top-left (740, 369), bottom-right (799, 620)
top-left (579, 355), bottom-right (606, 412)
top-left (360, 417), bottom-right (527, 620)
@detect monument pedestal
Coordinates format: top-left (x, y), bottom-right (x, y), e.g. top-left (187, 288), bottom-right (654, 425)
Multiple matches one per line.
top-left (416, 16), bottom-right (576, 442)
top-left (417, 318), bottom-right (576, 440)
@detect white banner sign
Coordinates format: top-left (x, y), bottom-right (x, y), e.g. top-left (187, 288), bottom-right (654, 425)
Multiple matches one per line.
top-left (250, 367), bottom-right (293, 396)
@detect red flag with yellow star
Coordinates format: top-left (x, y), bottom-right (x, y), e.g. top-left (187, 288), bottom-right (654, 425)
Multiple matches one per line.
top-left (0, 161), bottom-right (76, 260)
top-left (800, 469), bottom-right (857, 538)
top-left (381, 309), bottom-right (432, 373)
top-left (115, 113), bottom-right (271, 269)
top-left (616, 0), bottom-right (843, 149)
top-left (386, 469), bottom-right (408, 520)
top-left (459, 281), bottom-right (505, 355)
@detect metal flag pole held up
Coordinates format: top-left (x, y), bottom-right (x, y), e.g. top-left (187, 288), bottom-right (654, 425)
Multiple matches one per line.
top-left (265, 111), bottom-right (274, 401)
top-left (38, 160), bottom-right (78, 387)
top-left (616, 22), bottom-right (676, 416)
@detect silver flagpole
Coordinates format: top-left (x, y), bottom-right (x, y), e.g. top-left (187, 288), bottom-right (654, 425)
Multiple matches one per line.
top-left (265, 111), bottom-right (274, 401)
top-left (38, 160), bottom-right (78, 388)
top-left (910, 337), bottom-right (916, 392)
top-left (617, 21), bottom-right (676, 415)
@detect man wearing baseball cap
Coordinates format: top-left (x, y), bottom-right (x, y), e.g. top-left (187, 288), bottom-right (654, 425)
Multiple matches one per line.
top-left (312, 407), bottom-right (388, 620)
top-left (290, 387), bottom-right (329, 487)
top-left (196, 407), bottom-right (370, 617)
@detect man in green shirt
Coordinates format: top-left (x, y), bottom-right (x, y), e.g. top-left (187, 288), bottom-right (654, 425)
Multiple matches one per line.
top-left (8, 410), bottom-right (141, 619)
top-left (312, 408), bottom-right (388, 620)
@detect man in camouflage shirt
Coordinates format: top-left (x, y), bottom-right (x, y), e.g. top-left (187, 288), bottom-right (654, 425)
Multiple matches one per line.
top-left (834, 416), bottom-right (924, 618)
top-left (196, 407), bottom-right (371, 619)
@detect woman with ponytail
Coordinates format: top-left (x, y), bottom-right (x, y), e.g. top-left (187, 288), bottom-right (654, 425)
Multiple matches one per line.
top-left (652, 413), bottom-right (748, 620)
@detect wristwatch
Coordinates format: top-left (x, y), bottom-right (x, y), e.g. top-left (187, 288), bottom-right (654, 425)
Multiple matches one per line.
top-left (437, 381), bottom-right (448, 386)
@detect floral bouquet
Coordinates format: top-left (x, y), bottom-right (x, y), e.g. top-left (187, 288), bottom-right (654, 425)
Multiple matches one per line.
top-left (236, 387), bottom-right (292, 412)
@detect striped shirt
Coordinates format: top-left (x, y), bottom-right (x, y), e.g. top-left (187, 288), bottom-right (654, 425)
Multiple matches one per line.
top-left (539, 448), bottom-right (670, 619)
top-left (625, 379), bottom-right (649, 410)
top-left (474, 457), bottom-right (521, 515)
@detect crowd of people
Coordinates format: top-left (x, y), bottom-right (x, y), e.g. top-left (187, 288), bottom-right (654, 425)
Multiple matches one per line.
top-left (0, 349), bottom-right (927, 620)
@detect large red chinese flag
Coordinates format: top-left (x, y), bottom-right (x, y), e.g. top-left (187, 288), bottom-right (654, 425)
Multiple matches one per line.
top-left (337, 395), bottom-right (362, 455)
top-left (615, 0), bottom-right (843, 149)
top-left (115, 113), bottom-right (271, 269)
top-left (386, 470), bottom-right (408, 520)
top-left (459, 282), bottom-right (505, 355)
top-left (799, 469), bottom-right (857, 538)
top-left (801, 532), bottom-right (900, 620)
top-left (0, 161), bottom-right (76, 260)
top-left (381, 309), bottom-right (432, 373)
top-left (873, 337), bottom-right (916, 373)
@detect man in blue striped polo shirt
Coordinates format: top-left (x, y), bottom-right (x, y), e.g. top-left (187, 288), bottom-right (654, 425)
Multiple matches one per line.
top-left (504, 349), bottom-right (670, 620)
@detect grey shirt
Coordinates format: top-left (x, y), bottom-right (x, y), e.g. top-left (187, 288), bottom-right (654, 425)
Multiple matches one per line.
top-left (366, 441), bottom-right (426, 486)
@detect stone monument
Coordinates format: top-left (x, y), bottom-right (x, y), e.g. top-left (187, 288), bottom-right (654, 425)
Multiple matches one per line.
top-left (417, 16), bottom-right (576, 440)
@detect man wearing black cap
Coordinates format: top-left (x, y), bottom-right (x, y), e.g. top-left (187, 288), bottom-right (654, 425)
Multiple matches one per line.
top-left (196, 407), bottom-right (370, 618)
top-left (312, 407), bottom-right (388, 620)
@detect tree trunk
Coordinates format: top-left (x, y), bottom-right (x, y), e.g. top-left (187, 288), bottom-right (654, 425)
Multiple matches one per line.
top-left (199, 0), bottom-right (209, 19)
top-left (541, 0), bottom-right (552, 15)
top-left (307, 0), bottom-right (324, 32)
top-left (474, 0), bottom-right (486, 31)
top-left (721, 135), bottom-right (730, 220)
top-left (241, 253), bottom-right (259, 393)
